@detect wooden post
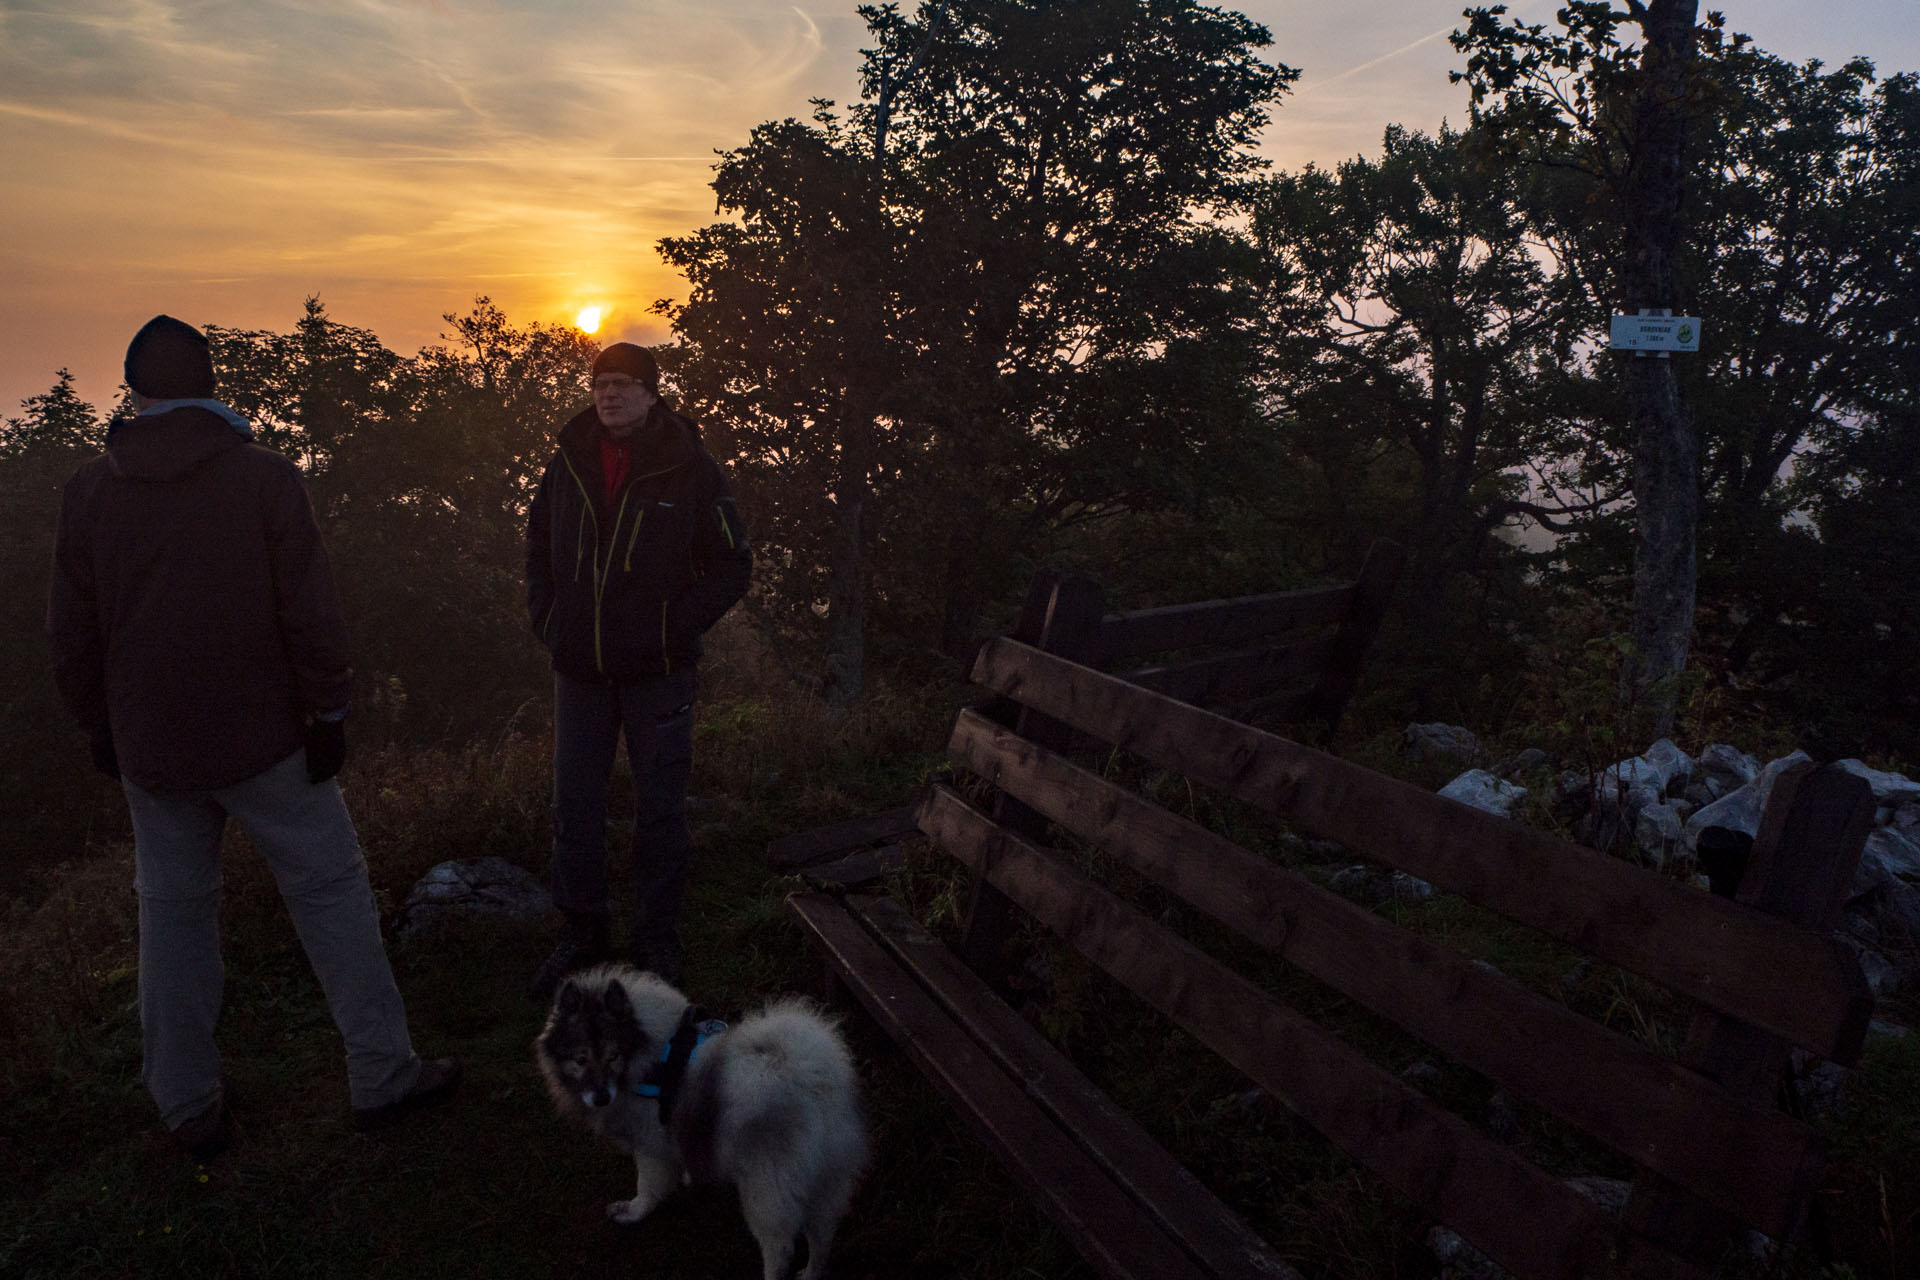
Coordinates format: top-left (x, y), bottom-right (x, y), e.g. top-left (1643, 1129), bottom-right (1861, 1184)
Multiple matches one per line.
top-left (1622, 761), bottom-right (1875, 1266)
top-left (1305, 539), bottom-right (1405, 744)
top-left (975, 569), bottom-right (1063, 728)
top-left (957, 574), bottom-right (1106, 982)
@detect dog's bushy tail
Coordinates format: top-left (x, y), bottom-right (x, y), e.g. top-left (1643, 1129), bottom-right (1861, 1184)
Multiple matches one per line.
top-left (729, 999), bottom-right (851, 1088)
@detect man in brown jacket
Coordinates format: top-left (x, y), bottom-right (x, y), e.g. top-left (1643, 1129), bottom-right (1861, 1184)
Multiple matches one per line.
top-left (47, 315), bottom-right (458, 1156)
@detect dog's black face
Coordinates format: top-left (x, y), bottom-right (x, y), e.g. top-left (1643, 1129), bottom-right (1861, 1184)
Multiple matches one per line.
top-left (538, 978), bottom-right (653, 1110)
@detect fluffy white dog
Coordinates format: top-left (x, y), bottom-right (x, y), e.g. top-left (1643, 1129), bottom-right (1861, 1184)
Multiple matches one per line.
top-left (535, 964), bottom-right (867, 1280)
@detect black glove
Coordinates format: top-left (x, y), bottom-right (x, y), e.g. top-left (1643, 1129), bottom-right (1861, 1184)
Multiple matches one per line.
top-left (305, 716), bottom-right (347, 784)
top-left (89, 728), bottom-right (120, 780)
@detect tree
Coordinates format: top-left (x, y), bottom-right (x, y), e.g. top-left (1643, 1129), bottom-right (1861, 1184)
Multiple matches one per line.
top-left (1717, 67), bottom-right (1920, 754)
top-left (1455, 1), bottom-right (1707, 726)
top-left (659, 110), bottom-right (897, 692)
top-left (1458, 12), bottom-right (1920, 740)
top-left (413, 296), bottom-right (599, 523)
top-left (879, 0), bottom-right (1293, 653)
top-left (1686, 53), bottom-right (1912, 682)
top-left (0, 368), bottom-right (103, 457)
top-left (0, 373), bottom-right (117, 886)
top-left (1254, 123), bottom-right (1598, 711)
top-left (208, 298), bottom-right (585, 743)
top-left (664, 0), bottom-right (1294, 697)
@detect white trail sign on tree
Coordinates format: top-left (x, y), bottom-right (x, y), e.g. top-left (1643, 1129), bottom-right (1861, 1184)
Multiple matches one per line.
top-left (1609, 310), bottom-right (1703, 354)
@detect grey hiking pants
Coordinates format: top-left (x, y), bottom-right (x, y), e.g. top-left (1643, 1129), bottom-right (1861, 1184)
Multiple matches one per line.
top-left (549, 668), bottom-right (696, 951)
top-left (124, 748), bottom-right (419, 1128)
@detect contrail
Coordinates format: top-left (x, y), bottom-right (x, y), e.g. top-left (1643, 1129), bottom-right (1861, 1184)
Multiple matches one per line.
top-left (1291, 0), bottom-right (1556, 99)
top-left (1292, 26), bottom-right (1454, 97)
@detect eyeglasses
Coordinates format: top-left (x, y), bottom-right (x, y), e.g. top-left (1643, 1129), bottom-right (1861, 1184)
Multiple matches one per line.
top-left (593, 375), bottom-right (646, 393)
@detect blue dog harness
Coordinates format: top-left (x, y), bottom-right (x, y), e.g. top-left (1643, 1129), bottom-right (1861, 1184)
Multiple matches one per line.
top-left (633, 1005), bottom-right (726, 1123)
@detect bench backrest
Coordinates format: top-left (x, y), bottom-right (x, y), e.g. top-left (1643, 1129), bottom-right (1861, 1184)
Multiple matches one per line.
top-left (1006, 539), bottom-right (1404, 743)
top-left (931, 612), bottom-right (1875, 1279)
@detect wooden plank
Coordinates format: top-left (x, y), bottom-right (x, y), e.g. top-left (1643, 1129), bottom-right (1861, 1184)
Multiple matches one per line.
top-left (970, 637), bottom-right (1873, 1064)
top-left (1222, 687), bottom-right (1319, 728)
top-left (799, 843), bottom-right (905, 887)
top-left (846, 894), bottom-right (1302, 1280)
top-left (1095, 584), bottom-right (1352, 664)
top-left (945, 709), bottom-right (1824, 1239)
top-left (1625, 763), bottom-right (1876, 1264)
top-left (914, 788), bottom-right (1700, 1280)
top-left (1119, 636), bottom-right (1335, 708)
top-left (1303, 538), bottom-right (1406, 740)
top-left (785, 892), bottom-right (1216, 1280)
top-left (768, 805), bottom-right (921, 871)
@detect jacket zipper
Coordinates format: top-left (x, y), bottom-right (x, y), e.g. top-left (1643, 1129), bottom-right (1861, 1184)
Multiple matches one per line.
top-left (558, 450), bottom-right (610, 674)
top-left (623, 507), bottom-right (646, 572)
top-left (558, 452), bottom-right (597, 588)
top-left (596, 490), bottom-right (637, 676)
top-left (557, 434), bottom-right (691, 678)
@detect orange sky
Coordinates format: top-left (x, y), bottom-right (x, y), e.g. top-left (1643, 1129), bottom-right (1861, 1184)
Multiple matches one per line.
top-left (3, 0), bottom-right (1913, 419)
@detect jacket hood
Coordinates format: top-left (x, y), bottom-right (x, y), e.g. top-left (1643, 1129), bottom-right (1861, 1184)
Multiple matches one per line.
top-left (106, 405), bottom-right (250, 482)
top-left (558, 402), bottom-right (699, 474)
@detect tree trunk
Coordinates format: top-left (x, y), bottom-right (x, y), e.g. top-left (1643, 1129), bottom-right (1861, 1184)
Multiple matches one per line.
top-left (817, 3), bottom-right (948, 706)
top-left (823, 394), bottom-right (873, 707)
top-left (1405, 479), bottom-right (1456, 720)
top-left (1621, 0), bottom-right (1701, 730)
top-left (939, 508), bottom-right (993, 662)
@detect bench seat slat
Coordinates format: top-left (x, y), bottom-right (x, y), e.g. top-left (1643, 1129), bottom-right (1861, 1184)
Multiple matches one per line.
top-left (945, 708), bottom-right (1824, 1239)
top-left (784, 892), bottom-right (1218, 1280)
top-left (843, 892), bottom-right (1301, 1280)
top-left (768, 804), bottom-right (921, 871)
top-left (971, 636), bottom-right (1872, 1064)
top-left (918, 787), bottom-right (1704, 1280)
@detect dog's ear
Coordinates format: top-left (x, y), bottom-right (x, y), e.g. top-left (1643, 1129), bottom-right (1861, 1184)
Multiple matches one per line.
top-left (602, 979), bottom-right (631, 1017)
top-left (557, 978), bottom-right (584, 1015)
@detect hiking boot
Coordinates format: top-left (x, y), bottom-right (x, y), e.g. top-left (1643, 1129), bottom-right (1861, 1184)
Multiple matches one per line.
top-left (352, 1056), bottom-right (462, 1132)
top-left (529, 909), bottom-right (612, 1001)
top-left (170, 1085), bottom-right (232, 1162)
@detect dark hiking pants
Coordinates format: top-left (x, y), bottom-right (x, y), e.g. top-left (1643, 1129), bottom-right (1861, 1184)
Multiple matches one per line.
top-left (549, 668), bottom-right (697, 952)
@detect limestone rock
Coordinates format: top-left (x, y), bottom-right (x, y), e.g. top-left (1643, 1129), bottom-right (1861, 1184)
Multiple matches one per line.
top-left (1491, 747), bottom-right (1551, 777)
top-left (394, 856), bottom-right (553, 942)
top-left (1835, 760), bottom-right (1920, 807)
top-left (1405, 723), bottom-right (1482, 765)
top-left (1683, 751), bottom-right (1813, 849)
top-left (1696, 743), bottom-right (1760, 793)
top-left (1599, 738), bottom-right (1692, 803)
top-left (1634, 802), bottom-right (1686, 864)
top-left (1439, 769), bottom-right (1527, 818)
top-left (1852, 827), bottom-right (1920, 897)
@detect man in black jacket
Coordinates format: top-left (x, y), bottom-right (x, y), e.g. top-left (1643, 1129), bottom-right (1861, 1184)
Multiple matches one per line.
top-left (525, 342), bottom-right (751, 995)
top-left (47, 315), bottom-right (459, 1157)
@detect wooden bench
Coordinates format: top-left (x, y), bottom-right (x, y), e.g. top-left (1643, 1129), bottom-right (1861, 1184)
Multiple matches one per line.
top-left (768, 541), bottom-right (1405, 884)
top-left (787, 585), bottom-right (1876, 1280)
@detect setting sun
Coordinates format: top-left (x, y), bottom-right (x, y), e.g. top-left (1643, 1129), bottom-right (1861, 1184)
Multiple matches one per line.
top-left (575, 306), bottom-right (602, 334)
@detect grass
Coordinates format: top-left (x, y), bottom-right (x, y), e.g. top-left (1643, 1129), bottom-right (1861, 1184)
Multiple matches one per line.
top-left (3, 624), bottom-right (1917, 1279)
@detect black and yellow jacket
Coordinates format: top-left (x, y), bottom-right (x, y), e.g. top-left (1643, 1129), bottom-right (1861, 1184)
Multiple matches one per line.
top-left (525, 402), bottom-right (751, 683)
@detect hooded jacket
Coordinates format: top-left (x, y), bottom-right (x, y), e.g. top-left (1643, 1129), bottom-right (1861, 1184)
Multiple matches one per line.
top-left (525, 402), bottom-right (751, 683)
top-left (47, 405), bottom-right (354, 793)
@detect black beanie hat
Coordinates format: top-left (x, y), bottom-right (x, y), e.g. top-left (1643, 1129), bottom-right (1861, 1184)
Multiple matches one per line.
top-left (591, 342), bottom-right (659, 393)
top-left (125, 315), bottom-right (216, 399)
